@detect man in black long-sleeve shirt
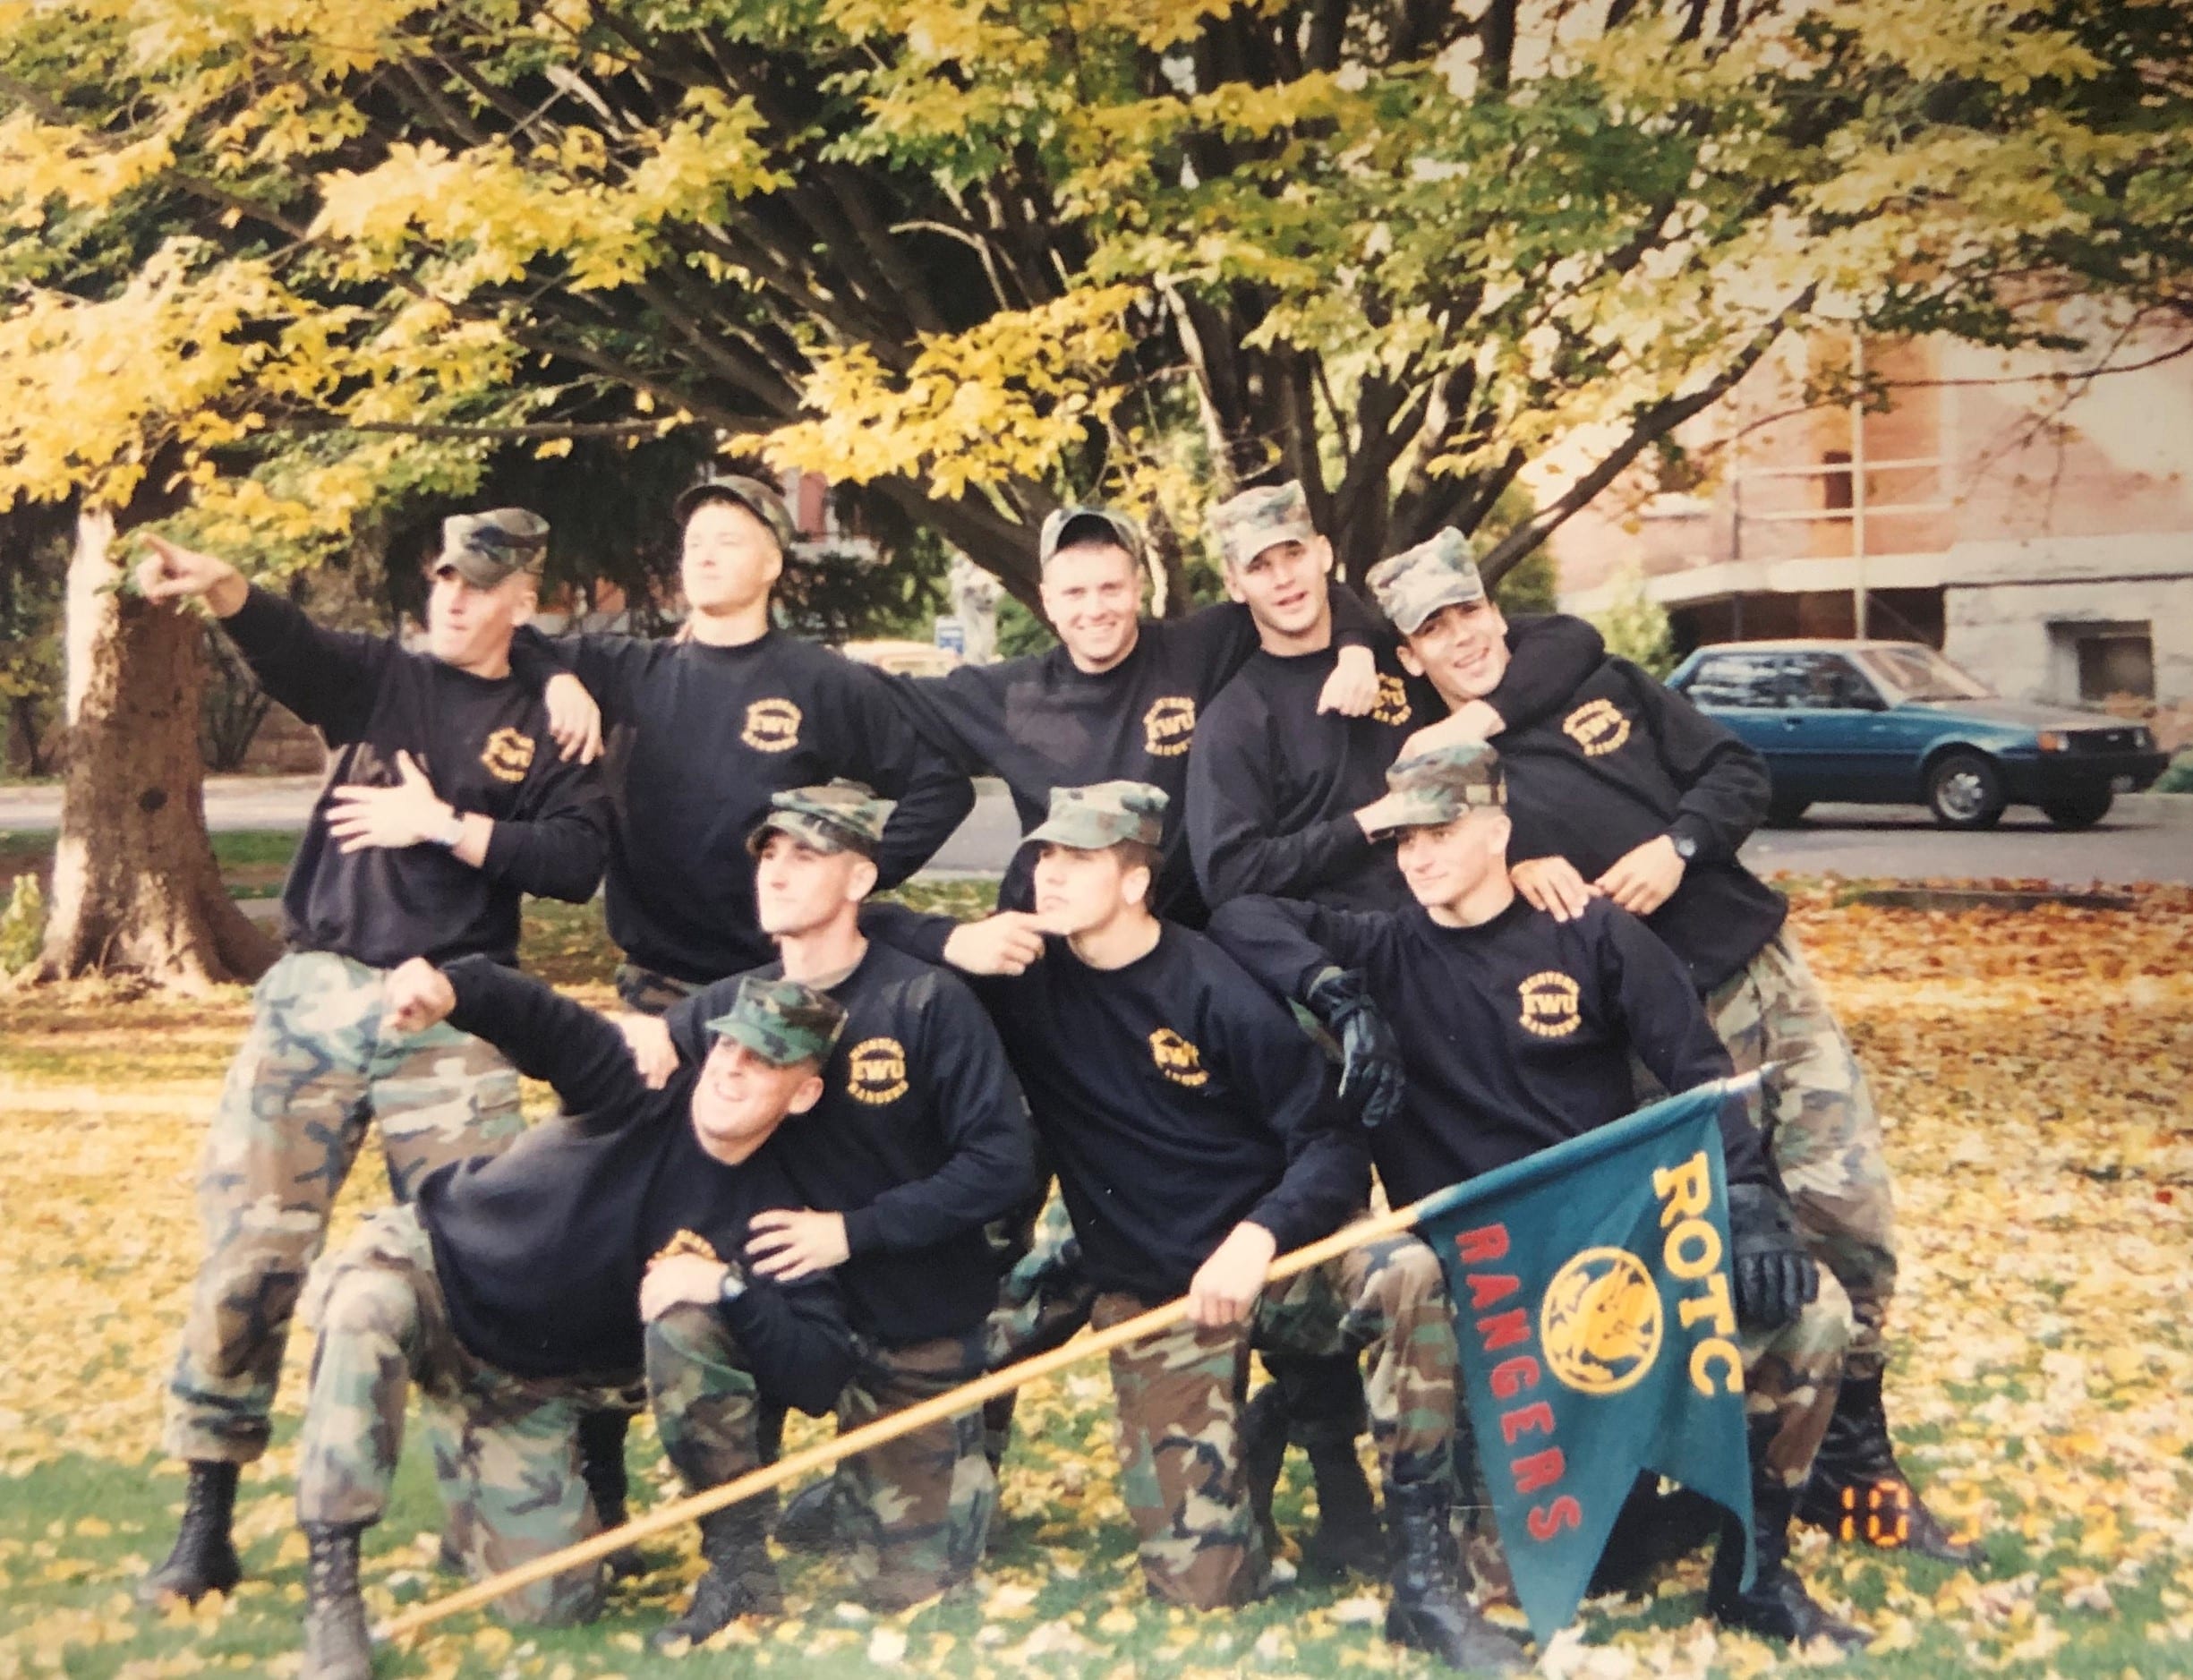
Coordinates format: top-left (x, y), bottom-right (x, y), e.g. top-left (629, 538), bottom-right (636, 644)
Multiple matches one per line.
top-left (892, 503), bottom-right (1384, 925)
top-left (1183, 483), bottom-right (1610, 1567)
top-left (1207, 741), bottom-right (1865, 1653)
top-left (286, 962), bottom-right (855, 1676)
top-left (619, 780), bottom-right (1036, 1614)
top-left (865, 781), bottom-right (1520, 1675)
top-left (511, 474), bottom-right (974, 1005)
top-left (131, 516), bottom-right (610, 1610)
top-left (1365, 532), bottom-right (1974, 1566)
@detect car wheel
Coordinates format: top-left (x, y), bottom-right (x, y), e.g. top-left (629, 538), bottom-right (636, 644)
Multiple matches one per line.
top-left (1765, 797), bottom-right (1811, 828)
top-left (2041, 791), bottom-right (2113, 830)
top-left (1925, 751), bottom-right (2006, 830)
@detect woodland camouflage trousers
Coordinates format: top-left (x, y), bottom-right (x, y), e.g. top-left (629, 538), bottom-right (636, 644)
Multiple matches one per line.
top-left (650, 1310), bottom-right (994, 1610)
top-left (1092, 1235), bottom-right (1458, 1609)
top-left (163, 950), bottom-right (524, 1464)
top-left (294, 1207), bottom-right (622, 1625)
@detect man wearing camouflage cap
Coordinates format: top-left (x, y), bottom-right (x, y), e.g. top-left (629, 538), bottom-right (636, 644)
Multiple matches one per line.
top-left (1207, 742), bottom-right (1868, 1656)
top-left (1184, 484), bottom-right (1610, 1571)
top-left (509, 472), bottom-right (975, 1011)
top-left (1368, 530), bottom-right (1975, 1568)
top-left (131, 516), bottom-right (611, 1611)
top-left (862, 783), bottom-right (1506, 1673)
top-left (277, 957), bottom-right (858, 1678)
top-left (618, 780), bottom-right (1036, 1621)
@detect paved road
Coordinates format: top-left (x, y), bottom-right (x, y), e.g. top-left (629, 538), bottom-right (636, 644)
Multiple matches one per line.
top-left (4, 776), bottom-right (2187, 885)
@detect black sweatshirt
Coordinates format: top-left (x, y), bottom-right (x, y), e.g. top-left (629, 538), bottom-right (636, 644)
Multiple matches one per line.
top-left (509, 626), bottom-right (975, 983)
top-left (665, 942), bottom-right (1037, 1347)
top-left (892, 585), bottom-right (1380, 925)
top-left (223, 588), bottom-right (609, 969)
top-left (1496, 657), bottom-right (1787, 992)
top-left (1186, 615), bottom-right (1608, 915)
top-left (1206, 895), bottom-right (1761, 1205)
top-left (864, 904), bottom-right (1369, 1302)
top-left (417, 959), bottom-right (855, 1411)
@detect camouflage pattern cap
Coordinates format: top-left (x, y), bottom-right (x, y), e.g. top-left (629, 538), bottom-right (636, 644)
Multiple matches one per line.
top-left (747, 779), bottom-right (897, 858)
top-left (437, 508), bottom-right (550, 589)
top-left (673, 473), bottom-right (798, 555)
top-left (1025, 780), bottom-right (1168, 850)
top-left (1038, 504), bottom-right (1144, 567)
top-left (1209, 480), bottom-right (1317, 571)
top-left (1383, 740), bottom-right (1506, 829)
top-left (706, 973), bottom-right (847, 1068)
top-left (1366, 527), bottom-right (1487, 635)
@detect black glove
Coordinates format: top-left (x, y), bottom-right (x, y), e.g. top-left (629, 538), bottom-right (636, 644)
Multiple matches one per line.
top-left (1726, 1181), bottom-right (1818, 1333)
top-left (1305, 967), bottom-right (1405, 1130)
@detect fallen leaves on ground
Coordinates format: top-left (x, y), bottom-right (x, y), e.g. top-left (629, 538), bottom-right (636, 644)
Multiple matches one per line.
top-left (1, 884), bottom-right (2189, 1678)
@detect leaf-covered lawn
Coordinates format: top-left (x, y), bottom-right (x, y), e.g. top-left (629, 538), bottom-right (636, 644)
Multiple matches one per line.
top-left (2, 883), bottom-right (2189, 1680)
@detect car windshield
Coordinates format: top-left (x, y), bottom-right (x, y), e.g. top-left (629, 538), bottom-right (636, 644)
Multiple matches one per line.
top-left (1858, 644), bottom-right (1994, 702)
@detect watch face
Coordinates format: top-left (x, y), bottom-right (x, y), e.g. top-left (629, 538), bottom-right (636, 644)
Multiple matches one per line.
top-left (1673, 836), bottom-right (1697, 860)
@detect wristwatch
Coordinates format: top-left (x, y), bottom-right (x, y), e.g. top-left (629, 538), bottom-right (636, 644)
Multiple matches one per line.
top-left (1668, 831), bottom-right (1699, 862)
top-left (718, 1265), bottom-right (749, 1306)
top-left (431, 811), bottom-right (466, 849)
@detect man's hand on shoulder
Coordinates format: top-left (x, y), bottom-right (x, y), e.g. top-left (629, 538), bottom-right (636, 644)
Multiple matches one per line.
top-left (1186, 1222), bottom-right (1278, 1328)
top-left (384, 958), bottom-right (457, 1034)
top-left (619, 1013), bottom-right (678, 1089)
top-left (135, 534), bottom-right (248, 618)
top-left (1511, 856), bottom-right (1601, 923)
top-left (1316, 644), bottom-right (1379, 718)
top-left (1401, 701), bottom-right (1504, 756)
top-left (1594, 834), bottom-right (1685, 916)
top-left (747, 1209), bottom-right (850, 1281)
top-left (943, 911), bottom-right (1046, 976)
top-left (543, 672), bottom-right (604, 764)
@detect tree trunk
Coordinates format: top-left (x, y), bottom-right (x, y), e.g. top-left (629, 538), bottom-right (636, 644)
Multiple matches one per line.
top-left (36, 508), bottom-right (276, 990)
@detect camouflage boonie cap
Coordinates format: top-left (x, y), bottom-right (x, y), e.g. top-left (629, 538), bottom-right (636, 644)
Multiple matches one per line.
top-left (1366, 527), bottom-right (1487, 635)
top-left (1025, 780), bottom-right (1168, 850)
top-left (673, 473), bottom-right (798, 554)
top-left (1209, 480), bottom-right (1317, 571)
top-left (437, 508), bottom-right (550, 588)
top-left (1038, 505), bottom-right (1144, 567)
top-left (1384, 741), bottom-right (1506, 828)
top-left (706, 973), bottom-right (847, 1068)
top-left (747, 779), bottom-right (896, 858)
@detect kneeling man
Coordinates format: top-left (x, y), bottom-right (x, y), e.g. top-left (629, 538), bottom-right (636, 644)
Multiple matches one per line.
top-left (867, 781), bottom-right (1519, 1673)
top-left (291, 964), bottom-right (854, 1679)
top-left (1208, 743), bottom-right (1866, 1650)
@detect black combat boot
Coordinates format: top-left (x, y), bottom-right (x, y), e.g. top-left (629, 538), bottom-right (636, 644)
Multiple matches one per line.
top-left (651, 1505), bottom-right (782, 1650)
top-left (1261, 1356), bottom-right (1387, 1577)
top-left (1585, 1475), bottom-right (1725, 1597)
top-left (1241, 1383), bottom-right (1290, 1559)
top-left (1382, 1480), bottom-right (1531, 1675)
top-left (576, 1409), bottom-right (647, 1579)
top-left (138, 1461), bottom-right (242, 1606)
top-left (772, 1477), bottom-right (847, 1553)
top-left (299, 1522), bottom-right (373, 1680)
top-left (1710, 1422), bottom-right (1870, 1652)
top-left (1796, 1371), bottom-right (1980, 1565)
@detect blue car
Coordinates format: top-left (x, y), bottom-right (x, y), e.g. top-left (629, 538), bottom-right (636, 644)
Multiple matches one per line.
top-left (1666, 639), bottom-right (2168, 831)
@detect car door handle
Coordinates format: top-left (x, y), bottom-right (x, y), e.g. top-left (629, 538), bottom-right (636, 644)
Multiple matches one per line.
top-left (1780, 718), bottom-right (1803, 729)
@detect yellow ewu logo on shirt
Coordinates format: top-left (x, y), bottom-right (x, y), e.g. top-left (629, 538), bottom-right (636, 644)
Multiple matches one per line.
top-left (846, 1037), bottom-right (909, 1105)
top-left (1562, 697), bottom-right (1631, 757)
top-left (1143, 695), bottom-right (1197, 758)
top-left (1517, 970), bottom-right (1582, 1038)
top-left (1148, 1028), bottom-right (1208, 1087)
top-left (1371, 674), bottom-right (1413, 728)
top-left (480, 727), bottom-right (537, 783)
top-left (742, 698), bottom-right (803, 753)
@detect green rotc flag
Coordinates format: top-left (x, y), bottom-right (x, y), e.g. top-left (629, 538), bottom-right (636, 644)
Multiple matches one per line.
top-left (1413, 1079), bottom-right (1760, 1644)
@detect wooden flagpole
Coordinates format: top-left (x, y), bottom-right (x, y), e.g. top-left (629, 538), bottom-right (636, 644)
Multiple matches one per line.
top-left (375, 1195), bottom-right (1443, 1642)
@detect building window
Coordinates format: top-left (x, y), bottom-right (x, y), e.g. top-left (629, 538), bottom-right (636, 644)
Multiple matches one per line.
top-left (2074, 628), bottom-right (2155, 703)
top-left (1821, 450), bottom-right (1853, 513)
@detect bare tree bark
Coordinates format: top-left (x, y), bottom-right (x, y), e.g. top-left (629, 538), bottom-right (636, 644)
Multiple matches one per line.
top-left (36, 508), bottom-right (276, 990)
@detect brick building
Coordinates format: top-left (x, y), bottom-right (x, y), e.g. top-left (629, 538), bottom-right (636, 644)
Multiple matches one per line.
top-left (1549, 317), bottom-right (2193, 712)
